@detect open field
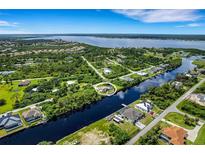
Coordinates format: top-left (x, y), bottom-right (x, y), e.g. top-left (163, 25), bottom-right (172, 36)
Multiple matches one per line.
top-left (164, 112), bottom-right (196, 130)
top-left (0, 80), bottom-right (38, 114)
top-left (177, 100), bottom-right (205, 120)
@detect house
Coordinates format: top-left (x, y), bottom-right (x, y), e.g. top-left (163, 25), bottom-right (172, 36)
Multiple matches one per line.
top-left (0, 114), bottom-right (22, 131)
top-left (18, 80), bottom-right (31, 87)
top-left (185, 73), bottom-right (198, 78)
top-left (103, 68), bottom-right (112, 75)
top-left (185, 73), bottom-right (192, 78)
top-left (22, 108), bottom-right (43, 123)
top-left (32, 87), bottom-right (38, 92)
top-left (66, 80), bottom-right (76, 86)
top-left (135, 100), bottom-right (153, 112)
top-left (160, 126), bottom-right (187, 145)
top-left (136, 71), bottom-right (148, 76)
top-left (171, 81), bottom-right (183, 90)
top-left (96, 85), bottom-right (113, 93)
top-left (119, 107), bottom-right (144, 124)
top-left (149, 66), bottom-right (163, 74)
top-left (0, 71), bottom-right (15, 76)
top-left (188, 93), bottom-right (205, 106)
top-left (121, 76), bottom-right (134, 82)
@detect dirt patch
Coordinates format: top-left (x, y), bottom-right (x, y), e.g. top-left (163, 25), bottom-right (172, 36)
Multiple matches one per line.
top-left (80, 128), bottom-right (110, 145)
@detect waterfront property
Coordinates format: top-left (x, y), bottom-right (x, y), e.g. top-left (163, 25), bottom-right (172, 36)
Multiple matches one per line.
top-left (0, 114), bottom-right (22, 131)
top-left (171, 81), bottom-right (183, 90)
top-left (135, 100), bottom-right (153, 113)
top-left (119, 107), bottom-right (144, 124)
top-left (22, 108), bottom-right (43, 123)
top-left (160, 126), bottom-right (187, 145)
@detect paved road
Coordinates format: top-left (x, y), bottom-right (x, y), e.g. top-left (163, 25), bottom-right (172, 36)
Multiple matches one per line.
top-left (82, 56), bottom-right (107, 80)
top-left (126, 77), bottom-right (205, 145)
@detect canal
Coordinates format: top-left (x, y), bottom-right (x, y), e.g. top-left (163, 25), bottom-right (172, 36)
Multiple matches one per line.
top-left (0, 57), bottom-right (197, 145)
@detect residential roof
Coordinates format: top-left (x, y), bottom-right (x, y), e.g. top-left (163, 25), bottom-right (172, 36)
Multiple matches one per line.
top-left (22, 108), bottom-right (42, 120)
top-left (162, 126), bottom-right (187, 145)
top-left (0, 115), bottom-right (22, 129)
top-left (197, 94), bottom-right (205, 103)
top-left (135, 101), bottom-right (153, 112)
top-left (120, 107), bottom-right (143, 122)
top-left (18, 80), bottom-right (31, 86)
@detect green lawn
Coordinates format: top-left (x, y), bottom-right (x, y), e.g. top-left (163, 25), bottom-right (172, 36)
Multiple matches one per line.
top-left (115, 121), bottom-right (139, 137)
top-left (0, 80), bottom-right (39, 114)
top-left (164, 112), bottom-right (195, 130)
top-left (194, 124), bottom-right (205, 145)
top-left (140, 114), bottom-right (153, 125)
top-left (177, 100), bottom-right (205, 120)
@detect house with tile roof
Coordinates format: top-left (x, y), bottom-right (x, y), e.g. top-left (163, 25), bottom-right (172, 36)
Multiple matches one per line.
top-left (22, 108), bottom-right (43, 123)
top-left (160, 126), bottom-right (187, 145)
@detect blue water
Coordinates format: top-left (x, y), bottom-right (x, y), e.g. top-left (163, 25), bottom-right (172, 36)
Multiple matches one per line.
top-left (0, 57), bottom-right (197, 145)
top-left (38, 36), bottom-right (205, 50)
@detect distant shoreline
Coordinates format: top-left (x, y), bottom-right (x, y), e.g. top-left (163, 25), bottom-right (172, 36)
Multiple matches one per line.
top-left (1, 34), bottom-right (205, 41)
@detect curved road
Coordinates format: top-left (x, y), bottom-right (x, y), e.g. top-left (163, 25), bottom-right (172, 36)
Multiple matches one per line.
top-left (126, 77), bottom-right (205, 145)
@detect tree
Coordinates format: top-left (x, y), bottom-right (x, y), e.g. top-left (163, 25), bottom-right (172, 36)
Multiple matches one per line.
top-left (0, 99), bottom-right (6, 106)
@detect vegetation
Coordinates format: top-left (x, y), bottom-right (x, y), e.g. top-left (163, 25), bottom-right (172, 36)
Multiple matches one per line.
top-left (38, 141), bottom-right (54, 145)
top-left (0, 99), bottom-right (6, 106)
top-left (136, 122), bottom-right (169, 145)
top-left (141, 75), bottom-right (198, 110)
top-left (194, 124), bottom-right (205, 145)
top-left (165, 112), bottom-right (197, 130)
top-left (193, 59), bottom-right (205, 69)
top-left (195, 82), bottom-right (205, 93)
top-left (177, 100), bottom-right (205, 120)
top-left (108, 123), bottom-right (130, 145)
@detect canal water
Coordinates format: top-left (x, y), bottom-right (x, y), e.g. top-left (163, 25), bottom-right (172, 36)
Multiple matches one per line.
top-left (0, 57), bottom-right (197, 145)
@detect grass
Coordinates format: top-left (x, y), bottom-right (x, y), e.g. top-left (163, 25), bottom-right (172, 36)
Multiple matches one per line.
top-left (193, 59), bottom-right (205, 69)
top-left (135, 121), bottom-right (170, 145)
top-left (177, 100), bottom-right (205, 120)
top-left (57, 116), bottom-right (139, 145)
top-left (115, 121), bottom-right (139, 137)
top-left (164, 112), bottom-right (195, 130)
top-left (194, 124), bottom-right (205, 145)
top-left (0, 80), bottom-right (39, 114)
top-left (57, 119), bottom-right (110, 145)
top-left (140, 114), bottom-right (153, 125)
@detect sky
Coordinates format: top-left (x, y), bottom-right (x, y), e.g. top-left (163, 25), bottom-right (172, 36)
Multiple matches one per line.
top-left (0, 9), bottom-right (205, 34)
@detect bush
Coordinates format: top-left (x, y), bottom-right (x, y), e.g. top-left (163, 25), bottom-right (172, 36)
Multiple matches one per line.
top-left (108, 123), bottom-right (130, 145)
top-left (0, 99), bottom-right (6, 106)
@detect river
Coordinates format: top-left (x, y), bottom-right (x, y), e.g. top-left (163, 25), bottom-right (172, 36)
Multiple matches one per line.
top-left (0, 56), bottom-right (198, 145)
top-left (36, 36), bottom-right (205, 50)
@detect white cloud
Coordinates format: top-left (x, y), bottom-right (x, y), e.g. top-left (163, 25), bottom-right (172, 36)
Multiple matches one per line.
top-left (0, 20), bottom-right (19, 27)
top-left (176, 23), bottom-right (203, 28)
top-left (113, 10), bottom-right (202, 23)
